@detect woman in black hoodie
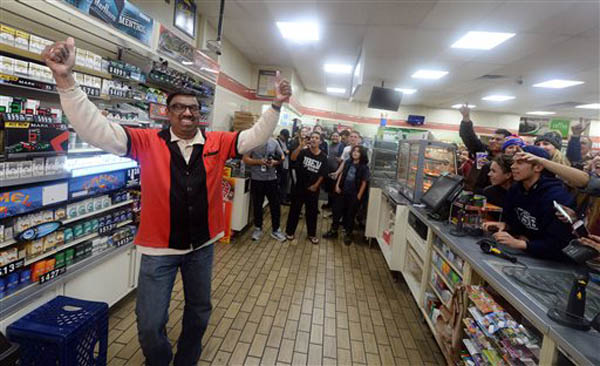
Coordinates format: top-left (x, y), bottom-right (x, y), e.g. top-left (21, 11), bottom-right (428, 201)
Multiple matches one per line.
top-left (323, 145), bottom-right (370, 245)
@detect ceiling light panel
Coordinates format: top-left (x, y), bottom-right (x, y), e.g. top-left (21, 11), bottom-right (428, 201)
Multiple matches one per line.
top-left (451, 31), bottom-right (515, 50)
top-left (327, 87), bottom-right (346, 94)
top-left (533, 79), bottom-right (585, 89)
top-left (276, 22), bottom-right (319, 42)
top-left (527, 111), bottom-right (556, 116)
top-left (411, 70), bottom-right (448, 79)
top-left (452, 104), bottom-right (476, 109)
top-left (482, 95), bottom-right (515, 102)
top-left (324, 64), bottom-right (352, 74)
top-left (395, 88), bottom-right (417, 94)
top-left (576, 103), bottom-right (600, 109)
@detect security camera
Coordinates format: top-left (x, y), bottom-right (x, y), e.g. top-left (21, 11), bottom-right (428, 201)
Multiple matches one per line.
top-left (206, 40), bottom-right (222, 56)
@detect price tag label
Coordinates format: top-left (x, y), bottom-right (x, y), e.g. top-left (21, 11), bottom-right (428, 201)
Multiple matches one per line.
top-left (39, 266), bottom-right (67, 284)
top-left (114, 237), bottom-right (131, 248)
top-left (99, 223), bottom-right (117, 235)
top-left (0, 258), bottom-right (25, 278)
top-left (81, 85), bottom-right (100, 97)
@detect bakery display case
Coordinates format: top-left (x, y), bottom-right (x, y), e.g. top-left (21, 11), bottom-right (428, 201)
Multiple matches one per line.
top-left (369, 138), bottom-right (398, 181)
top-left (396, 140), bottom-right (457, 202)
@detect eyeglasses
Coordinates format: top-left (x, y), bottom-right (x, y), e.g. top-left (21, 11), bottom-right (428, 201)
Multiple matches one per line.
top-left (169, 103), bottom-right (201, 114)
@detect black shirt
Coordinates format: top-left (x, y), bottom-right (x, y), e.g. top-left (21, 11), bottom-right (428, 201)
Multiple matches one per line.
top-left (296, 149), bottom-right (328, 190)
top-left (483, 185), bottom-right (508, 208)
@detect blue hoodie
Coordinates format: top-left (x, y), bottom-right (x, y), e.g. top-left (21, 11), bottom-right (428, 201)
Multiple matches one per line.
top-left (503, 175), bottom-right (576, 261)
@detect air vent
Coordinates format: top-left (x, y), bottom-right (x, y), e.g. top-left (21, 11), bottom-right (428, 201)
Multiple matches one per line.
top-left (543, 102), bottom-right (583, 109)
top-left (477, 74), bottom-right (508, 80)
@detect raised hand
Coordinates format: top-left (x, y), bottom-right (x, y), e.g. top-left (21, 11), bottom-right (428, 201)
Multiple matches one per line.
top-left (572, 118), bottom-right (591, 136)
top-left (459, 104), bottom-right (471, 121)
top-left (273, 70), bottom-right (292, 106)
top-left (41, 37), bottom-right (76, 89)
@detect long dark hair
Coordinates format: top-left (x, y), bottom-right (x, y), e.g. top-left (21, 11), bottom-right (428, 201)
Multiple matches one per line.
top-left (493, 154), bottom-right (513, 174)
top-left (351, 145), bottom-right (369, 165)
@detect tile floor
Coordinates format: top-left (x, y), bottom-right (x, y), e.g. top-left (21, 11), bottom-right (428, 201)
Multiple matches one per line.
top-left (106, 208), bottom-right (445, 365)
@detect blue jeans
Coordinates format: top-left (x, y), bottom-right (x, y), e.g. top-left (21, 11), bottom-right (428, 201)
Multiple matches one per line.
top-left (136, 245), bottom-right (214, 366)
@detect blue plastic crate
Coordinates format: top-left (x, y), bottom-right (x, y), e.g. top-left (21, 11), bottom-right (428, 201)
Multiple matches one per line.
top-left (7, 296), bottom-right (108, 366)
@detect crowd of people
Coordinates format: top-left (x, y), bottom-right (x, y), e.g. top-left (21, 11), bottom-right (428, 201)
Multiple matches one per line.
top-left (457, 106), bottom-right (600, 262)
top-left (244, 122), bottom-right (370, 246)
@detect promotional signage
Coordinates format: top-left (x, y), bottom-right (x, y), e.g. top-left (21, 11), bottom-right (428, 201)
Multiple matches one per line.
top-left (257, 70), bottom-right (277, 98)
top-left (69, 170), bottom-right (126, 199)
top-left (0, 72), bottom-right (100, 97)
top-left (519, 117), bottom-right (570, 138)
top-left (2, 120), bottom-right (69, 158)
top-left (0, 183), bottom-right (68, 219)
top-left (157, 25), bottom-right (220, 83)
top-left (125, 167), bottom-right (140, 187)
top-left (407, 115), bottom-right (426, 126)
top-left (174, 0), bottom-right (196, 39)
top-left (16, 221), bottom-right (62, 243)
top-left (63, 0), bottom-right (154, 46)
top-left (549, 119), bottom-right (571, 138)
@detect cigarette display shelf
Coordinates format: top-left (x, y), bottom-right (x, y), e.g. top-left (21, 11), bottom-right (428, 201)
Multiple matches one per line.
top-left (0, 43), bottom-right (112, 80)
top-left (0, 172), bottom-right (70, 189)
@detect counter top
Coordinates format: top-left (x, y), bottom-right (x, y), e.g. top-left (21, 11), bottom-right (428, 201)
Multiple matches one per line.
top-left (407, 205), bottom-right (600, 366)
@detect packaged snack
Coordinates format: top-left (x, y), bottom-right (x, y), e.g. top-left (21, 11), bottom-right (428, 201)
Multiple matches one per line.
top-left (19, 160), bottom-right (33, 178)
top-left (67, 203), bottom-right (78, 218)
top-left (31, 261), bottom-right (46, 281)
top-left (20, 268), bottom-right (31, 285)
top-left (6, 273), bottom-right (19, 291)
top-left (32, 158), bottom-right (45, 176)
top-left (16, 215), bottom-right (32, 233)
top-left (65, 248), bottom-right (74, 266)
top-left (6, 162), bottom-right (19, 179)
top-left (91, 219), bottom-right (99, 232)
top-left (0, 225), bottom-right (4, 242)
top-left (93, 54), bottom-right (102, 71)
top-left (45, 156), bottom-right (56, 175)
top-left (75, 47), bottom-right (87, 67)
top-left (85, 50), bottom-right (95, 69)
top-left (45, 258), bottom-right (55, 273)
top-left (29, 239), bottom-right (44, 257)
top-left (54, 207), bottom-right (66, 220)
top-left (0, 25), bottom-right (16, 46)
top-left (54, 252), bottom-right (65, 268)
top-left (14, 30), bottom-right (29, 50)
top-left (3, 247), bottom-right (18, 263)
top-left (0, 162), bottom-right (6, 180)
top-left (83, 74), bottom-right (93, 87)
top-left (74, 72), bottom-right (84, 85)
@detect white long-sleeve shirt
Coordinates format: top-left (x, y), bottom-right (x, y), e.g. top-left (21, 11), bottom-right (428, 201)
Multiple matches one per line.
top-left (58, 85), bottom-right (280, 255)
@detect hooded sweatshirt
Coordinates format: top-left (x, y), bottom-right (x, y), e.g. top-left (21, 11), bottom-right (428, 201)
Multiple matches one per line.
top-left (503, 175), bottom-right (575, 261)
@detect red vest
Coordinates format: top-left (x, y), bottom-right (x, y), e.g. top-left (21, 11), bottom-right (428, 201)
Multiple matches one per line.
top-left (125, 127), bottom-right (238, 249)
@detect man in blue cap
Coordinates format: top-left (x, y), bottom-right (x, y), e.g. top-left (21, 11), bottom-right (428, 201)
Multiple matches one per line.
top-left (489, 146), bottom-right (576, 261)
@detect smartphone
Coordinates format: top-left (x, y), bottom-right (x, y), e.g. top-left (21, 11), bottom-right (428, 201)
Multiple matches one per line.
top-left (573, 220), bottom-right (590, 238)
top-left (554, 201), bottom-right (573, 224)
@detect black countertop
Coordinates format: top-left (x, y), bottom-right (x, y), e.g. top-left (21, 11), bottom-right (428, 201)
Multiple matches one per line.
top-left (407, 206), bottom-right (600, 366)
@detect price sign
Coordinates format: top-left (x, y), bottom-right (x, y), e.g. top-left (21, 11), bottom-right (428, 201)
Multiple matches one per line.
top-left (39, 266), bottom-right (67, 284)
top-left (126, 167), bottom-right (140, 187)
top-left (99, 223), bottom-right (117, 235)
top-left (114, 237), bottom-right (132, 248)
top-left (109, 88), bottom-right (129, 98)
top-left (80, 85), bottom-right (100, 97)
top-left (108, 65), bottom-right (131, 79)
top-left (0, 258), bottom-right (25, 278)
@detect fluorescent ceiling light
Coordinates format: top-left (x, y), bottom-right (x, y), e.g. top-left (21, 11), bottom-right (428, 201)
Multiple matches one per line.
top-left (412, 69), bottom-right (448, 79)
top-left (324, 64), bottom-right (352, 74)
top-left (276, 21), bottom-right (319, 42)
top-left (576, 103), bottom-right (600, 109)
top-left (451, 31), bottom-right (515, 50)
top-left (452, 104), bottom-right (476, 109)
top-left (527, 111), bottom-right (556, 116)
top-left (181, 61), bottom-right (193, 65)
top-left (395, 88), bottom-right (417, 95)
top-left (482, 95), bottom-right (515, 102)
top-left (533, 79), bottom-right (585, 89)
top-left (327, 87), bottom-right (346, 94)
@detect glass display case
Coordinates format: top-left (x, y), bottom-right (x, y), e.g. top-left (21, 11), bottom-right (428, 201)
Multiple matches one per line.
top-left (396, 140), bottom-right (457, 202)
top-left (369, 138), bottom-right (399, 181)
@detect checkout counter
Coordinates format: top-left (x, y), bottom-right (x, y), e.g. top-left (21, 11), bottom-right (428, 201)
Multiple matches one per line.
top-left (366, 181), bottom-right (599, 366)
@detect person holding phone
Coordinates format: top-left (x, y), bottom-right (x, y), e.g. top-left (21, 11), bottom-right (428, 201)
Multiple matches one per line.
top-left (483, 146), bottom-right (576, 261)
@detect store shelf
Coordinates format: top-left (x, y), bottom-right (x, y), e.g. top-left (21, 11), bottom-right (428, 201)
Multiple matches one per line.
top-left (0, 43), bottom-right (112, 79)
top-left (0, 73), bottom-right (102, 100)
top-left (404, 271), bottom-right (421, 302)
top-left (0, 172), bottom-right (70, 188)
top-left (0, 242), bottom-right (133, 317)
top-left (419, 306), bottom-right (453, 366)
top-left (62, 200), bottom-right (134, 224)
top-left (375, 236), bottom-right (392, 268)
top-left (429, 281), bottom-right (451, 308)
top-left (432, 246), bottom-right (463, 279)
top-left (431, 265), bottom-right (455, 293)
top-left (406, 226), bottom-right (426, 263)
top-left (23, 219), bottom-right (132, 266)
